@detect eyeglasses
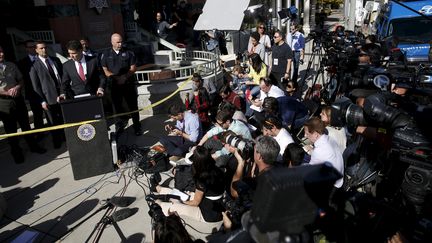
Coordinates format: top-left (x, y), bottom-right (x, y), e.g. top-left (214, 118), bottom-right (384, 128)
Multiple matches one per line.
top-left (216, 121), bottom-right (224, 126)
top-left (273, 36), bottom-right (280, 39)
top-left (258, 26), bottom-right (265, 29)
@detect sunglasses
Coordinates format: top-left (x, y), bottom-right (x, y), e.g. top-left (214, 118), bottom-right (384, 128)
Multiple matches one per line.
top-left (259, 26), bottom-right (265, 29)
top-left (273, 36), bottom-right (280, 39)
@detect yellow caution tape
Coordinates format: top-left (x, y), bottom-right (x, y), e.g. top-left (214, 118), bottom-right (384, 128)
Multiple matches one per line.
top-left (0, 77), bottom-right (192, 139)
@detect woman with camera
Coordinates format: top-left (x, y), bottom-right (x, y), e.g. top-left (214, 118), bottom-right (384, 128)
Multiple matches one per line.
top-left (152, 146), bottom-right (225, 223)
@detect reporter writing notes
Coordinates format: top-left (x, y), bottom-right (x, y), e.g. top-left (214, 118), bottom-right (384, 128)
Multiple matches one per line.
top-left (303, 117), bottom-right (344, 188)
top-left (153, 146), bottom-right (225, 223)
top-left (160, 104), bottom-right (202, 160)
top-left (60, 40), bottom-right (105, 99)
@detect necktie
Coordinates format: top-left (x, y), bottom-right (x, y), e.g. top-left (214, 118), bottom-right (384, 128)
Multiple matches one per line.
top-left (78, 61), bottom-right (86, 81)
top-left (45, 59), bottom-right (57, 82)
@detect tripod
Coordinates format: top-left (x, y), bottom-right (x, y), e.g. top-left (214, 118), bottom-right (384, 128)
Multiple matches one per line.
top-left (56, 199), bottom-right (134, 242)
top-left (86, 207), bottom-right (127, 243)
top-left (302, 40), bottom-right (326, 100)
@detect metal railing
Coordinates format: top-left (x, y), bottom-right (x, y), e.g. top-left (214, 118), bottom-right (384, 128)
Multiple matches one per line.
top-left (25, 30), bottom-right (55, 43)
top-left (135, 50), bottom-right (220, 84)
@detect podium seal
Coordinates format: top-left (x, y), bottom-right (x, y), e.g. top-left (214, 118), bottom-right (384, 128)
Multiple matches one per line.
top-left (77, 124), bottom-right (96, 141)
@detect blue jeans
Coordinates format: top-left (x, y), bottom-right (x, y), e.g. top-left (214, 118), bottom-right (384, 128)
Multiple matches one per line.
top-left (292, 51), bottom-right (301, 82)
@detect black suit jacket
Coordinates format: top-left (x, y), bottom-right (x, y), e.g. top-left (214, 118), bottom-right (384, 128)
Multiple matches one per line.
top-left (17, 56), bottom-right (37, 99)
top-left (30, 56), bottom-right (63, 105)
top-left (61, 56), bottom-right (106, 98)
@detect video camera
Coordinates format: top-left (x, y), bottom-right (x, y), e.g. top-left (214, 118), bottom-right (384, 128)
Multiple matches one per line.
top-left (146, 195), bottom-right (166, 225)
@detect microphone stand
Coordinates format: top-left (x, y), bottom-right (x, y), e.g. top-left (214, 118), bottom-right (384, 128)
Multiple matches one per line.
top-left (84, 203), bottom-right (115, 243)
top-left (56, 202), bottom-right (113, 241)
top-left (93, 215), bottom-right (127, 243)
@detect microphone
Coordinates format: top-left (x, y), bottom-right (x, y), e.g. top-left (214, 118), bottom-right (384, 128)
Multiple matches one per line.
top-left (111, 208), bottom-right (139, 222)
top-left (108, 196), bottom-right (136, 207)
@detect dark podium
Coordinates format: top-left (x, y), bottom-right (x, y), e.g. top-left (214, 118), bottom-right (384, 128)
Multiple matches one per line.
top-left (61, 96), bottom-right (113, 180)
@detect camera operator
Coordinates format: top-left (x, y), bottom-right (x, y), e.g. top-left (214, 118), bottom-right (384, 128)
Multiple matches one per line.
top-left (196, 109), bottom-right (252, 167)
top-left (228, 135), bottom-right (280, 199)
top-left (208, 136), bottom-right (279, 242)
top-left (358, 43), bottom-right (382, 68)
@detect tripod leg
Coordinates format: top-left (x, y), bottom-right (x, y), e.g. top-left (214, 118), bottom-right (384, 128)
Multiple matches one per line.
top-left (111, 220), bottom-right (127, 242)
top-left (85, 205), bottom-right (114, 243)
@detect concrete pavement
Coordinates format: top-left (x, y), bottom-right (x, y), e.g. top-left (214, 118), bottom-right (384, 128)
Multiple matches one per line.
top-left (0, 9), bottom-right (345, 243)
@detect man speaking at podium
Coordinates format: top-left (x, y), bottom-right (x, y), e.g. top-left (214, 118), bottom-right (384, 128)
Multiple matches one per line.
top-left (59, 40), bottom-right (106, 100)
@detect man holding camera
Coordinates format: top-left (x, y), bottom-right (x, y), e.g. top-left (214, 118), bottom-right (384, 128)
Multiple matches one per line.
top-left (227, 135), bottom-right (280, 198)
top-left (197, 110), bottom-right (251, 167)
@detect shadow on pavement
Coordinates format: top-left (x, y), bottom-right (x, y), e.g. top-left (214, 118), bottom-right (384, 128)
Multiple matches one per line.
top-left (0, 198), bottom-right (100, 242)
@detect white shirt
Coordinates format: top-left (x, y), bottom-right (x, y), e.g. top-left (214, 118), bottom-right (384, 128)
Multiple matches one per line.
top-left (74, 56), bottom-right (87, 76)
top-left (258, 85), bottom-right (285, 102)
top-left (310, 134), bottom-right (344, 188)
top-left (326, 126), bottom-right (347, 154)
top-left (274, 128), bottom-right (294, 160)
top-left (38, 56), bottom-right (60, 81)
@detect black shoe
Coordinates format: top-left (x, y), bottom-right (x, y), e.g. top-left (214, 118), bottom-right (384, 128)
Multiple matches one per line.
top-left (53, 141), bottom-right (62, 149)
top-left (149, 172), bottom-right (161, 192)
top-left (30, 145), bottom-right (47, 154)
top-left (12, 152), bottom-right (25, 164)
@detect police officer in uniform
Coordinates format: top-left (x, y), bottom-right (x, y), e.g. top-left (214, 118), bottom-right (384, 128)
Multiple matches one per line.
top-left (100, 33), bottom-right (142, 135)
top-left (0, 45), bottom-right (46, 163)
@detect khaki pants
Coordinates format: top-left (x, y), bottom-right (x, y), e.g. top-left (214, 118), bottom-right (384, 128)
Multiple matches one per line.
top-left (157, 187), bottom-right (206, 222)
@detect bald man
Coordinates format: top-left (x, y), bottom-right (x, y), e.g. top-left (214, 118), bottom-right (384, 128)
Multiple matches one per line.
top-left (100, 33), bottom-right (142, 135)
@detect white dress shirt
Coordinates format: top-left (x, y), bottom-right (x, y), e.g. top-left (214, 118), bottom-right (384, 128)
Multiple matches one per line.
top-left (275, 128), bottom-right (294, 160)
top-left (310, 134), bottom-right (344, 188)
top-left (258, 85), bottom-right (285, 102)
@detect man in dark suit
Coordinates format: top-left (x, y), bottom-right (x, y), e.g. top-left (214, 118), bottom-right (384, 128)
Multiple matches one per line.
top-left (17, 40), bottom-right (45, 129)
top-left (60, 40), bottom-right (105, 99)
top-left (30, 40), bottom-right (64, 148)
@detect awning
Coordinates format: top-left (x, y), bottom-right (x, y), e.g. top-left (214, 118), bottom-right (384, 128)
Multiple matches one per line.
top-left (193, 0), bottom-right (251, 31)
